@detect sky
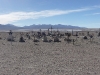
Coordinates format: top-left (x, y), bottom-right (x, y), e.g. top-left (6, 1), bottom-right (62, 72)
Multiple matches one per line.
top-left (0, 0), bottom-right (100, 28)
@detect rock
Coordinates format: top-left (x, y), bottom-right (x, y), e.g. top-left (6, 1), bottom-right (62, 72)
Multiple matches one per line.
top-left (83, 36), bottom-right (88, 39)
top-left (19, 36), bottom-right (25, 42)
top-left (33, 39), bottom-right (39, 42)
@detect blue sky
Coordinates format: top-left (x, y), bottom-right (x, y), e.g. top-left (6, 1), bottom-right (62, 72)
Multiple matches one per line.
top-left (0, 0), bottom-right (100, 28)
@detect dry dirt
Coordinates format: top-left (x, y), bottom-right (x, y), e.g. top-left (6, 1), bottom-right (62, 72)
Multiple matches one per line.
top-left (0, 31), bottom-right (100, 75)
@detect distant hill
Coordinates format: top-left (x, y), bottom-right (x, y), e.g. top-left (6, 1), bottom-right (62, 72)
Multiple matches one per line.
top-left (0, 24), bottom-right (86, 30)
top-left (0, 24), bottom-right (20, 30)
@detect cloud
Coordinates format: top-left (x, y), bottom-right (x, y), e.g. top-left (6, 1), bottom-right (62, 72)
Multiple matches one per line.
top-left (93, 5), bottom-right (100, 8)
top-left (85, 12), bottom-right (100, 16)
top-left (92, 13), bottom-right (100, 15)
top-left (84, 5), bottom-right (100, 16)
top-left (0, 6), bottom-right (97, 24)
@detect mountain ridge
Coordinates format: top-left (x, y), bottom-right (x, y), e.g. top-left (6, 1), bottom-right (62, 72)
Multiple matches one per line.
top-left (0, 24), bottom-right (86, 30)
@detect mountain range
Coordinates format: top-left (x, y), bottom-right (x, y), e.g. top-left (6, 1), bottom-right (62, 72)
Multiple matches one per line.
top-left (0, 24), bottom-right (86, 30)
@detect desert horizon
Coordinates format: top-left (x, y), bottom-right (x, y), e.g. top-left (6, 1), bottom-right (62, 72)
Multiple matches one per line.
top-left (0, 0), bottom-right (100, 74)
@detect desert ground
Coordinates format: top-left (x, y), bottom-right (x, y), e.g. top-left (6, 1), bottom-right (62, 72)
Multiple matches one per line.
top-left (0, 30), bottom-right (100, 75)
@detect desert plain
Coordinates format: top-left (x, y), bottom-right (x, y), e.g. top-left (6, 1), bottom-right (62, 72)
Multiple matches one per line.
top-left (0, 30), bottom-right (100, 75)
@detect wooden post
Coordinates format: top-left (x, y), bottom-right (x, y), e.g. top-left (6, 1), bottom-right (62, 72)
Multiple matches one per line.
top-left (48, 28), bottom-right (49, 35)
top-left (73, 39), bottom-right (75, 45)
top-left (40, 29), bottom-right (41, 33)
top-left (72, 29), bottom-right (73, 36)
top-left (9, 30), bottom-right (13, 46)
top-left (51, 26), bottom-right (52, 33)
